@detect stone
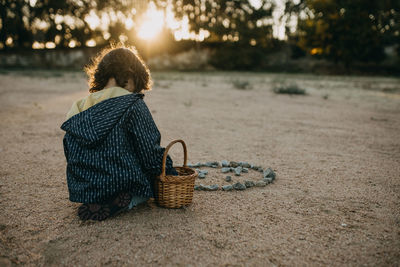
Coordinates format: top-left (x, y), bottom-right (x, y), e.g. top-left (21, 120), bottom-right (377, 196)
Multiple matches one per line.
top-left (194, 162), bottom-right (203, 168)
top-left (194, 185), bottom-right (202, 190)
top-left (206, 161), bottom-right (219, 168)
top-left (225, 176), bottom-right (232, 182)
top-left (187, 163), bottom-right (195, 168)
top-left (229, 161), bottom-right (239, 168)
top-left (233, 182), bottom-right (246, 190)
top-left (263, 168), bottom-right (276, 180)
top-left (210, 184), bottom-right (219, 191)
top-left (198, 172), bottom-right (206, 179)
top-left (240, 162), bottom-right (251, 168)
top-left (221, 167), bottom-right (231, 173)
top-left (234, 166), bottom-right (242, 176)
top-left (252, 165), bottom-right (261, 170)
top-left (204, 184), bottom-right (219, 191)
top-left (263, 177), bottom-right (273, 184)
top-left (221, 160), bottom-right (229, 167)
top-left (200, 170), bottom-right (209, 175)
top-left (242, 168), bottom-right (249, 173)
top-left (222, 185), bottom-right (233, 191)
top-left (198, 184), bottom-right (207, 190)
top-left (244, 180), bottom-right (255, 188)
top-left (255, 180), bottom-right (267, 187)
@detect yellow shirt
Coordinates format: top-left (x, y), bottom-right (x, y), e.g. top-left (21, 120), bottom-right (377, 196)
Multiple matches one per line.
top-left (66, 87), bottom-right (131, 120)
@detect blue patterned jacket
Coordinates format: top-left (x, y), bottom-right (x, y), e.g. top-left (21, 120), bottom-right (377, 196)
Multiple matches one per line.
top-left (61, 93), bottom-right (176, 203)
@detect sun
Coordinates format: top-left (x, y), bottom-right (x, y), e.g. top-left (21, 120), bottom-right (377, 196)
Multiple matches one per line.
top-left (137, 3), bottom-right (164, 40)
top-left (136, 2), bottom-right (208, 42)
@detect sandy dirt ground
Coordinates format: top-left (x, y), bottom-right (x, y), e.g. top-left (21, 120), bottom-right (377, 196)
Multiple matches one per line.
top-left (0, 70), bottom-right (399, 266)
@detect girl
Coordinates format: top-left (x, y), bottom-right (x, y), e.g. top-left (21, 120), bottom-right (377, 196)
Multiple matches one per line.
top-left (61, 45), bottom-right (177, 221)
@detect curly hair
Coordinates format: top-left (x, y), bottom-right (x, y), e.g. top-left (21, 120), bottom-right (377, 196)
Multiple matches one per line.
top-left (85, 44), bottom-right (152, 93)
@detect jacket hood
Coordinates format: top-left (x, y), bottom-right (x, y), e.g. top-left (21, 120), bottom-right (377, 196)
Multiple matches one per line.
top-left (61, 90), bottom-right (143, 146)
top-left (66, 87), bottom-right (132, 119)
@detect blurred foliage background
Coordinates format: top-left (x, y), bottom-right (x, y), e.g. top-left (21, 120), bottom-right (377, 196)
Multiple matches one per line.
top-left (0, 0), bottom-right (399, 72)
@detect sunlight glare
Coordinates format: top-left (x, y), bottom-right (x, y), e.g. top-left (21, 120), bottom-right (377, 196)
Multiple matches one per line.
top-left (137, 3), bottom-right (164, 40)
top-left (85, 11), bottom-right (100, 30)
top-left (29, 0), bottom-right (37, 7)
top-left (86, 39), bottom-right (96, 47)
top-left (125, 18), bottom-right (134, 30)
top-left (69, 40), bottom-right (77, 48)
top-left (45, 42), bottom-right (56, 49)
top-left (32, 41), bottom-right (44, 49)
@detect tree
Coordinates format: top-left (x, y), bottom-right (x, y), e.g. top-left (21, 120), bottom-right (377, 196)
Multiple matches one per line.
top-left (0, 0), bottom-right (97, 49)
top-left (0, 0), bottom-right (34, 49)
top-left (283, 0), bottom-right (400, 65)
top-left (158, 0), bottom-right (277, 69)
top-left (165, 0), bottom-right (275, 45)
top-left (0, 0), bottom-right (150, 50)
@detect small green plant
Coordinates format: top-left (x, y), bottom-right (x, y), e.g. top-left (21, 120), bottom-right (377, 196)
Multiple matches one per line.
top-left (273, 84), bottom-right (306, 95)
top-left (183, 100), bottom-right (193, 107)
top-left (382, 87), bottom-right (398, 93)
top-left (232, 80), bottom-right (252, 90)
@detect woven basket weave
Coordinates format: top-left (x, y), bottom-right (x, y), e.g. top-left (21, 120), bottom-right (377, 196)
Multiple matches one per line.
top-left (154, 140), bottom-right (197, 208)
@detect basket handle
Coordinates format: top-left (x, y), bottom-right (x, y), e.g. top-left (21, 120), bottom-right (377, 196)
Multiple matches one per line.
top-left (160, 139), bottom-right (187, 179)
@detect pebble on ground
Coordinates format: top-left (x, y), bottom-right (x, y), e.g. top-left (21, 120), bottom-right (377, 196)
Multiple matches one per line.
top-left (189, 161), bottom-right (276, 192)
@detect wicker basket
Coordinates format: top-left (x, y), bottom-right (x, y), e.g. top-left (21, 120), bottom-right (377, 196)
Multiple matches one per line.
top-left (154, 140), bottom-right (197, 208)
